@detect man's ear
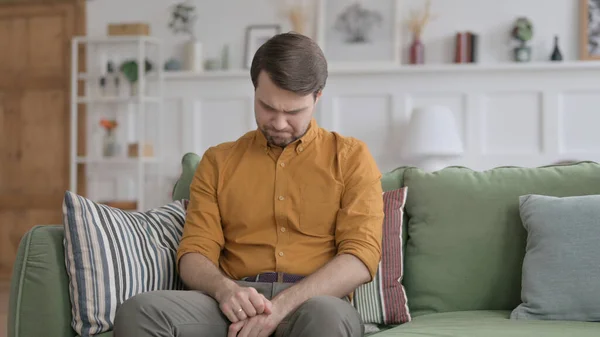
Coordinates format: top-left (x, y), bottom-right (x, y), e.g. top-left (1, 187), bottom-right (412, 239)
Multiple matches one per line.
top-left (314, 90), bottom-right (323, 103)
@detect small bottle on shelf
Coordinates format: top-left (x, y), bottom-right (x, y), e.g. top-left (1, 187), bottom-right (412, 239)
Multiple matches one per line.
top-left (550, 35), bottom-right (563, 62)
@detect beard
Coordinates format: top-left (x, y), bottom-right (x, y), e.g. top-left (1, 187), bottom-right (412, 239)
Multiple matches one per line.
top-left (260, 121), bottom-right (310, 147)
top-left (263, 130), bottom-right (300, 147)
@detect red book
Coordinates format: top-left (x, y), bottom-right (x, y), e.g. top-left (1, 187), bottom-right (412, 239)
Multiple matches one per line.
top-left (455, 32), bottom-right (466, 63)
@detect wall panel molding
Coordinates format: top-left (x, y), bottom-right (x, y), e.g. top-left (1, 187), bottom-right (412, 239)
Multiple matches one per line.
top-left (86, 64), bottom-right (600, 207)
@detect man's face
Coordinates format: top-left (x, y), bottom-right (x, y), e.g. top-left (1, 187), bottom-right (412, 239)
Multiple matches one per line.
top-left (254, 71), bottom-right (321, 147)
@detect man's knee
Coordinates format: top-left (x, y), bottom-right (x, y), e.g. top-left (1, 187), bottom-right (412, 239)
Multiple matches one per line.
top-left (113, 291), bottom-right (170, 336)
top-left (285, 296), bottom-right (363, 337)
top-left (114, 290), bottom-right (229, 337)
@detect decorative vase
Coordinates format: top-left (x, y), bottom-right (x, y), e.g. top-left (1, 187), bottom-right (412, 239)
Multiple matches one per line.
top-left (129, 82), bottom-right (138, 96)
top-left (409, 36), bottom-right (425, 65)
top-left (550, 35), bottom-right (563, 61)
top-left (290, 7), bottom-right (306, 35)
top-left (514, 45), bottom-right (531, 62)
top-left (184, 39), bottom-right (204, 71)
top-left (103, 129), bottom-right (117, 157)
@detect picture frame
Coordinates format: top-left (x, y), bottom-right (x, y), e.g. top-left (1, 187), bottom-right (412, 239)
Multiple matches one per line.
top-left (244, 24), bottom-right (282, 68)
top-left (579, 0), bottom-right (600, 60)
top-left (316, 0), bottom-right (401, 67)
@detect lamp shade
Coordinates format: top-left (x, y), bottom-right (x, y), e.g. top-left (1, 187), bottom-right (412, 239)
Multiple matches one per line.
top-left (402, 105), bottom-right (464, 157)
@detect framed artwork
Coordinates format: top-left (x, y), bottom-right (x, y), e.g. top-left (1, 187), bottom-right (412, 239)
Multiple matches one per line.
top-left (316, 0), bottom-right (401, 66)
top-left (244, 25), bottom-right (281, 68)
top-left (580, 0), bottom-right (600, 60)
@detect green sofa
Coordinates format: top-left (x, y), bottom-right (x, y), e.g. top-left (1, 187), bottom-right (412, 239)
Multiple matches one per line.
top-left (8, 156), bottom-right (600, 337)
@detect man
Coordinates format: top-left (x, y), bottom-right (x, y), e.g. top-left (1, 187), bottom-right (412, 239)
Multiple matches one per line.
top-left (114, 32), bottom-right (384, 337)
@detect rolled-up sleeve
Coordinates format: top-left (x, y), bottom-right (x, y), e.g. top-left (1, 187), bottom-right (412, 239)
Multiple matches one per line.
top-left (177, 147), bottom-right (224, 269)
top-left (335, 139), bottom-right (384, 281)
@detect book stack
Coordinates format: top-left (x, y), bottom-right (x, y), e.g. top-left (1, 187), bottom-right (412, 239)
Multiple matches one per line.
top-left (455, 32), bottom-right (479, 63)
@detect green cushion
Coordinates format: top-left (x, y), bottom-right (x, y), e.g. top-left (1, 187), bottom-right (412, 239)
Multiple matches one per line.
top-left (172, 152), bottom-right (202, 201)
top-left (402, 162), bottom-right (600, 317)
top-left (8, 225), bottom-right (76, 337)
top-left (381, 166), bottom-right (410, 192)
top-left (370, 311), bottom-right (600, 336)
top-left (511, 194), bottom-right (600, 321)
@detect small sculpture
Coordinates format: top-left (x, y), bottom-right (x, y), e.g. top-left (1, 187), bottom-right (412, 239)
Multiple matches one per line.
top-left (334, 3), bottom-right (382, 44)
top-left (511, 17), bottom-right (533, 62)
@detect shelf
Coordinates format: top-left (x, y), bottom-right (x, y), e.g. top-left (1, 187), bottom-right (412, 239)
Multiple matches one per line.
top-left (73, 35), bottom-right (161, 45)
top-left (164, 69), bottom-right (249, 80)
top-left (77, 96), bottom-right (160, 104)
top-left (70, 35), bottom-right (165, 212)
top-left (76, 157), bottom-right (159, 164)
top-left (324, 60), bottom-right (600, 75)
top-left (77, 73), bottom-right (163, 81)
top-left (163, 60), bottom-right (600, 80)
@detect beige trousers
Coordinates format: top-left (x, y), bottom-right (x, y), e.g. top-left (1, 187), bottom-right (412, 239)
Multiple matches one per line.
top-left (113, 281), bottom-right (364, 337)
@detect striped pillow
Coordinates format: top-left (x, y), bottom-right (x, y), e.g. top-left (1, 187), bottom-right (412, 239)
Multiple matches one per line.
top-left (352, 187), bottom-right (411, 325)
top-left (62, 191), bottom-right (187, 337)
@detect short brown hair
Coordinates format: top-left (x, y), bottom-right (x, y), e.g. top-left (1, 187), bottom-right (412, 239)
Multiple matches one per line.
top-left (250, 32), bottom-right (328, 98)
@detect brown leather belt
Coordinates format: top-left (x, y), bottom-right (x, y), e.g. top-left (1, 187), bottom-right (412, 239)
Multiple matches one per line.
top-left (242, 272), bottom-right (305, 283)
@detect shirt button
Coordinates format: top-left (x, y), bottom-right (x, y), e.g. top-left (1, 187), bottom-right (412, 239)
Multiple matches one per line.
top-left (279, 252), bottom-right (284, 257)
top-left (298, 146), bottom-right (304, 152)
top-left (280, 227), bottom-right (286, 232)
top-left (278, 195), bottom-right (285, 201)
top-left (280, 162), bottom-right (285, 167)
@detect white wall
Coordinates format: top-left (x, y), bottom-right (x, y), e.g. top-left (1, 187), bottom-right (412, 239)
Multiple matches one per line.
top-left (82, 0), bottom-right (597, 210)
top-left (81, 61), bottom-right (600, 210)
top-left (88, 0), bottom-right (581, 68)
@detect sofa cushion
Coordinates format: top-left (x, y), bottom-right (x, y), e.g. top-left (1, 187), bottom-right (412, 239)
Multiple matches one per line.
top-left (62, 191), bottom-right (188, 336)
top-left (369, 311), bottom-right (600, 336)
top-left (511, 194), bottom-right (600, 321)
top-left (353, 187), bottom-right (410, 325)
top-left (381, 167), bottom-right (409, 192)
top-left (8, 225), bottom-right (77, 337)
top-left (381, 166), bottom-right (411, 255)
top-left (402, 162), bottom-right (600, 317)
top-left (172, 152), bottom-right (202, 201)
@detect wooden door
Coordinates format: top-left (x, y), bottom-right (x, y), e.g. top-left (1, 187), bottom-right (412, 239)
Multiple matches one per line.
top-left (0, 0), bottom-right (86, 281)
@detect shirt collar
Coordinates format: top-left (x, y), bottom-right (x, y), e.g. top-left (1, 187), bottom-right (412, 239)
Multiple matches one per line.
top-left (255, 118), bottom-right (319, 151)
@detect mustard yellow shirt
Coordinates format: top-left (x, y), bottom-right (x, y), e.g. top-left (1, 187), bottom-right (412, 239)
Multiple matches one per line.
top-left (177, 118), bottom-right (384, 281)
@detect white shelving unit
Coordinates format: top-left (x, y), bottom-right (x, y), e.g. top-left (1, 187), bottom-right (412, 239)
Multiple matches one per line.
top-left (69, 36), bottom-right (164, 212)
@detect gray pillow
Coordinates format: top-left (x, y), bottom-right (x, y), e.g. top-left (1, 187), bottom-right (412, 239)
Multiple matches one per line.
top-left (511, 194), bottom-right (600, 321)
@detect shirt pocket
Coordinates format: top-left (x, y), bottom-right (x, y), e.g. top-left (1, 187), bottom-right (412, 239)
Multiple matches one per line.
top-left (298, 184), bottom-right (341, 237)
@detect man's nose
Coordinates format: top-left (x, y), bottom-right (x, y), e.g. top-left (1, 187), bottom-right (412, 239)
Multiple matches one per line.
top-left (271, 115), bottom-right (287, 131)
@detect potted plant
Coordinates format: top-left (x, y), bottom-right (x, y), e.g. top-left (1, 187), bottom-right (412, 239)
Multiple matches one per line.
top-left (99, 118), bottom-right (118, 157)
top-left (273, 0), bottom-right (313, 36)
top-left (119, 59), bottom-right (153, 96)
top-left (169, 1), bottom-right (202, 71)
top-left (407, 0), bottom-right (433, 65)
top-left (511, 17), bottom-right (533, 62)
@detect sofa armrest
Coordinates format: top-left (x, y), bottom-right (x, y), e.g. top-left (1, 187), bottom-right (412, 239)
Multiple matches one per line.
top-left (8, 225), bottom-right (76, 337)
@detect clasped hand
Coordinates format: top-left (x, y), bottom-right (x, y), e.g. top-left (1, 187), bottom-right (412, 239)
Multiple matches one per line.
top-left (216, 285), bottom-right (283, 337)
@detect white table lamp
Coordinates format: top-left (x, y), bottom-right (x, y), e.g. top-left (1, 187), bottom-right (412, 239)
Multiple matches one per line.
top-left (402, 105), bottom-right (464, 172)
